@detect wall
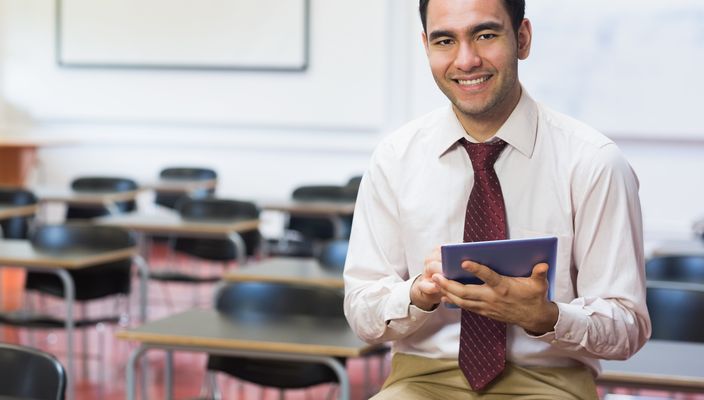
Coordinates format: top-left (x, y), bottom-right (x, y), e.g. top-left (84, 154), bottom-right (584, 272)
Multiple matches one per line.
top-left (1, 0), bottom-right (702, 239)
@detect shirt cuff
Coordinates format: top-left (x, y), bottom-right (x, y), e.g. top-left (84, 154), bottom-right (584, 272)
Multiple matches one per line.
top-left (384, 274), bottom-right (435, 334)
top-left (529, 302), bottom-right (588, 346)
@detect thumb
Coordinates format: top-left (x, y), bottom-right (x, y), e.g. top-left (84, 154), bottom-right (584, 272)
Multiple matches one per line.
top-left (530, 263), bottom-right (549, 281)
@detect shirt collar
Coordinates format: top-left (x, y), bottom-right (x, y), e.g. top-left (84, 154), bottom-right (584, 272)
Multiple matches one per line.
top-left (434, 89), bottom-right (538, 159)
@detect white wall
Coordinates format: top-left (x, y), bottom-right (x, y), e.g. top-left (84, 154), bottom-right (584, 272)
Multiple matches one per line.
top-left (1, 0), bottom-right (703, 239)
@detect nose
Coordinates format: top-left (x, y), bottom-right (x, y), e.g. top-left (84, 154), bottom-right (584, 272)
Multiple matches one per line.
top-left (454, 42), bottom-right (481, 71)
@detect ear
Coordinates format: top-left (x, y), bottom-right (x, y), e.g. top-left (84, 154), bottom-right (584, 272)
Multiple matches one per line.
top-left (422, 31), bottom-right (430, 56)
top-left (516, 18), bottom-right (532, 60)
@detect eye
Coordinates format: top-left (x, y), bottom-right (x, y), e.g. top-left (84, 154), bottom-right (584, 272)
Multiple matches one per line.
top-left (434, 38), bottom-right (454, 46)
top-left (477, 33), bottom-right (497, 40)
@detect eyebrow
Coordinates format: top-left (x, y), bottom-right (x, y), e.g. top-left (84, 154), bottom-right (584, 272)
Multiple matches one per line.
top-left (428, 21), bottom-right (505, 42)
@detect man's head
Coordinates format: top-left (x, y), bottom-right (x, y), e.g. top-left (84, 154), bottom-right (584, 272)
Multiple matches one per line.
top-left (420, 0), bottom-right (531, 138)
top-left (419, 0), bottom-right (525, 36)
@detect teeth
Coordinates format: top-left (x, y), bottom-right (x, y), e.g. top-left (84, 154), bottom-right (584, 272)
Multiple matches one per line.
top-left (457, 76), bottom-right (489, 85)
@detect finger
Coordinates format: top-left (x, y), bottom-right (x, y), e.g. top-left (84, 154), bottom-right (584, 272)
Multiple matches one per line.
top-left (462, 260), bottom-right (502, 287)
top-left (416, 279), bottom-right (440, 295)
top-left (442, 291), bottom-right (485, 312)
top-left (432, 274), bottom-right (484, 300)
top-left (530, 263), bottom-right (549, 281)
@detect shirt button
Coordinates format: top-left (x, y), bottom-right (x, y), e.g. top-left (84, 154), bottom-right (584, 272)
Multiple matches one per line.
top-left (410, 316), bottom-right (417, 322)
top-left (551, 340), bottom-right (558, 345)
top-left (564, 332), bottom-right (572, 339)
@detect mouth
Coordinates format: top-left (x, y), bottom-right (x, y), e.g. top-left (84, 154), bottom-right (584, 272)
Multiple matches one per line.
top-left (455, 75), bottom-right (491, 87)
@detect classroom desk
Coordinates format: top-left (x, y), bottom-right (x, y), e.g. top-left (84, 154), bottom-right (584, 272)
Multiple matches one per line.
top-left (259, 199), bottom-right (355, 239)
top-left (95, 209), bottom-right (260, 266)
top-left (117, 309), bottom-right (380, 400)
top-left (140, 178), bottom-right (217, 194)
top-left (34, 187), bottom-right (141, 216)
top-left (0, 239), bottom-right (145, 400)
top-left (598, 340), bottom-right (704, 393)
top-left (0, 204), bottom-right (38, 221)
top-left (223, 257), bottom-right (343, 289)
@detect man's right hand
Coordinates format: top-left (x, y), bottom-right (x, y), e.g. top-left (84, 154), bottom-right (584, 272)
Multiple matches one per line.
top-left (410, 246), bottom-right (444, 311)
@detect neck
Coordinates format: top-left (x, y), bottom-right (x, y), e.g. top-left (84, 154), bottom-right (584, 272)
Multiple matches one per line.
top-left (455, 86), bottom-right (522, 143)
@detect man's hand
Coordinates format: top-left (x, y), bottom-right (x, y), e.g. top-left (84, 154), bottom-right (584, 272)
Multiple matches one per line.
top-left (410, 247), bottom-right (444, 311)
top-left (433, 261), bottom-right (558, 335)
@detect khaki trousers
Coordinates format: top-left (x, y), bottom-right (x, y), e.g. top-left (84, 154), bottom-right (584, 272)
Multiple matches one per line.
top-left (371, 353), bottom-right (599, 400)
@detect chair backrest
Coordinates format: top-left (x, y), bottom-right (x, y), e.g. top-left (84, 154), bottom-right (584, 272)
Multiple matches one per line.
top-left (0, 343), bottom-right (66, 400)
top-left (647, 286), bottom-right (704, 342)
top-left (155, 167), bottom-right (217, 209)
top-left (289, 185), bottom-right (353, 241)
top-left (646, 255), bottom-right (704, 283)
top-left (174, 198), bottom-right (260, 260)
top-left (30, 223), bottom-right (135, 253)
top-left (214, 281), bottom-right (344, 320)
top-left (0, 187), bottom-right (37, 239)
top-left (315, 240), bottom-right (349, 272)
top-left (67, 176), bottom-right (138, 219)
top-left (26, 224), bottom-right (135, 300)
top-left (343, 175), bottom-right (362, 199)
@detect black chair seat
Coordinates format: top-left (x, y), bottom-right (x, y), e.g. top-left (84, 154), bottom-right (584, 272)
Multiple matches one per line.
top-left (207, 355), bottom-right (345, 388)
top-left (148, 270), bottom-right (221, 284)
top-left (66, 176), bottom-right (137, 220)
top-left (155, 167), bottom-right (217, 210)
top-left (0, 187), bottom-right (37, 239)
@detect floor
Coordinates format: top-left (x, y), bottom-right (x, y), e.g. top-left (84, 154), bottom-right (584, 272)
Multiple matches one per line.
top-left (2, 243), bottom-right (703, 399)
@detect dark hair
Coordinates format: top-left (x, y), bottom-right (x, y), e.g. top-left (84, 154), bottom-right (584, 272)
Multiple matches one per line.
top-left (419, 0), bottom-right (525, 35)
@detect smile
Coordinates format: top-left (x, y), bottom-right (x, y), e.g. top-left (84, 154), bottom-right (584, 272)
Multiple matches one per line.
top-left (456, 76), bottom-right (490, 86)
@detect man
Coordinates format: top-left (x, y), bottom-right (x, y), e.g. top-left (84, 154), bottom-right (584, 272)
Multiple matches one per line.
top-left (343, 0), bottom-right (651, 398)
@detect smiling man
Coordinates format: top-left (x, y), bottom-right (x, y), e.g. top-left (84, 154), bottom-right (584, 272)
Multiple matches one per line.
top-left (343, 0), bottom-right (651, 398)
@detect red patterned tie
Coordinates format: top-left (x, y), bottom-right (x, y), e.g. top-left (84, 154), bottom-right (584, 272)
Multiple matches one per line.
top-left (458, 138), bottom-right (508, 391)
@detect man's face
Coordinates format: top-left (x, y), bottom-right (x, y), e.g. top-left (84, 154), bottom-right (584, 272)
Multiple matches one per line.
top-left (422, 0), bottom-right (531, 124)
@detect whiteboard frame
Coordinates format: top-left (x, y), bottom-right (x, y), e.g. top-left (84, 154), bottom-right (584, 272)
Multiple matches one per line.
top-left (54, 0), bottom-right (311, 72)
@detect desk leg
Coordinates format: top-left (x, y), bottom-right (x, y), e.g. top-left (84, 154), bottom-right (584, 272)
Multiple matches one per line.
top-left (126, 345), bottom-right (150, 400)
top-left (165, 350), bottom-right (174, 400)
top-left (54, 269), bottom-right (76, 400)
top-left (227, 232), bottom-right (247, 266)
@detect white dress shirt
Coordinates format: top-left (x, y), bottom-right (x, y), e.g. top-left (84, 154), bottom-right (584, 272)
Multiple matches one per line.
top-left (343, 91), bottom-right (651, 375)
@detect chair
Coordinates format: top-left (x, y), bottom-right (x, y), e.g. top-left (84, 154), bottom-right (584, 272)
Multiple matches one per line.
top-left (0, 224), bottom-right (136, 386)
top-left (154, 167), bottom-right (217, 210)
top-left (149, 198), bottom-right (261, 285)
top-left (272, 185), bottom-right (354, 258)
top-left (343, 175), bottom-right (362, 199)
top-left (646, 286), bottom-right (704, 342)
top-left (0, 343), bottom-right (66, 400)
top-left (205, 281), bottom-right (346, 397)
top-left (24, 224), bottom-right (136, 306)
top-left (65, 176), bottom-right (138, 220)
top-left (0, 187), bottom-right (37, 239)
top-left (645, 255), bottom-right (704, 283)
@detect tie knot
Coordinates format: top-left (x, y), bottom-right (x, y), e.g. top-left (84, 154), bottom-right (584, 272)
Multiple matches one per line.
top-left (460, 138), bottom-right (508, 171)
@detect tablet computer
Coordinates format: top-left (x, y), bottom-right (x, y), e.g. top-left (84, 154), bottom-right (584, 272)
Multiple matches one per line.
top-left (441, 236), bottom-right (558, 300)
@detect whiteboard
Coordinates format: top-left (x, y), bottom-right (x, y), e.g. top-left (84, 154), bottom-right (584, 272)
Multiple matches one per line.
top-left (57, 0), bottom-right (309, 71)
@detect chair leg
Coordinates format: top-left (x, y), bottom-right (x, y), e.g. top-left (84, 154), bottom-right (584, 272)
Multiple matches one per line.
top-left (81, 304), bottom-right (89, 382)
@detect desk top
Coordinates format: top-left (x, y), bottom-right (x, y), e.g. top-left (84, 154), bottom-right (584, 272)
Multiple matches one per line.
top-left (598, 340), bottom-right (704, 391)
top-left (116, 309), bottom-right (376, 358)
top-left (260, 199), bottom-right (355, 216)
top-left (96, 210), bottom-right (259, 235)
top-left (141, 178), bottom-right (217, 193)
top-left (0, 239), bottom-right (137, 269)
top-left (0, 204), bottom-right (37, 220)
top-left (35, 188), bottom-right (141, 205)
top-left (223, 257), bottom-right (343, 289)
